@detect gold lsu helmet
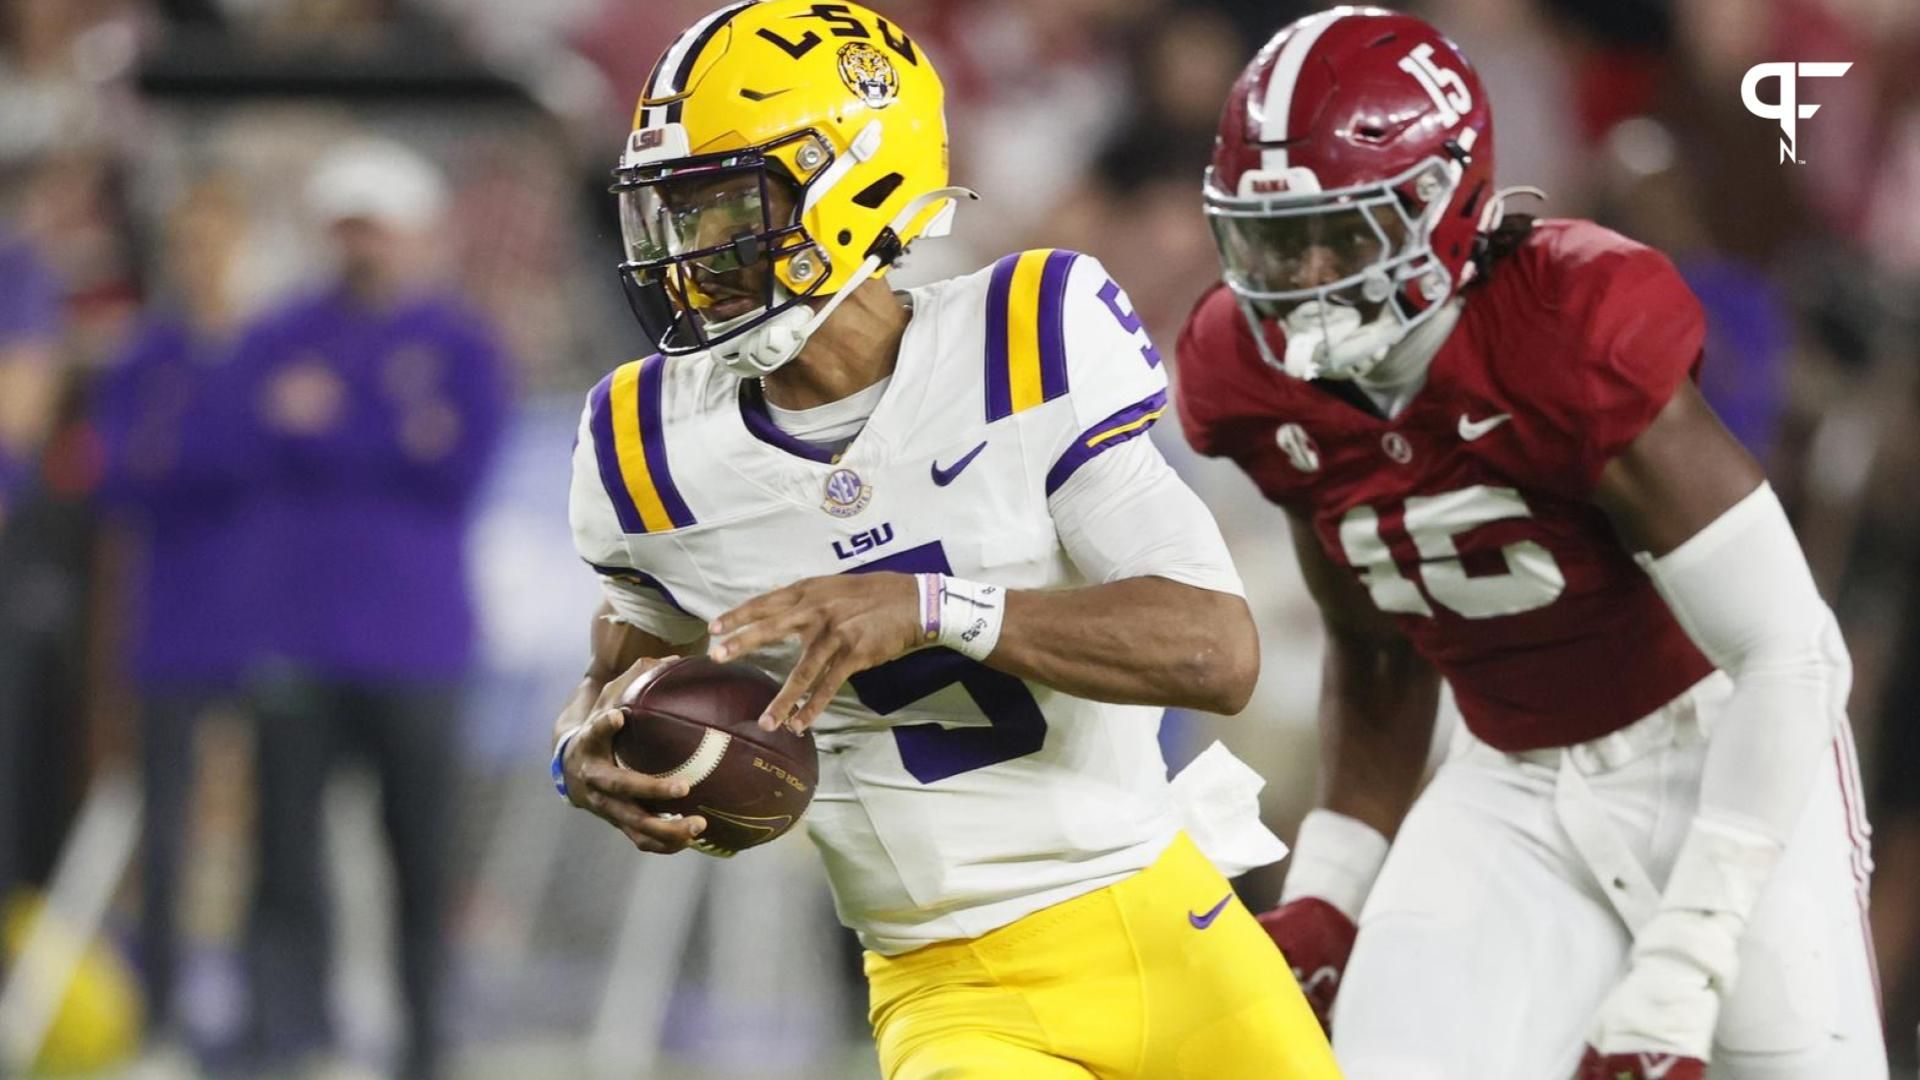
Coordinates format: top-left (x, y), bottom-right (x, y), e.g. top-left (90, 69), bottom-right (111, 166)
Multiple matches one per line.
top-left (613, 0), bottom-right (968, 371)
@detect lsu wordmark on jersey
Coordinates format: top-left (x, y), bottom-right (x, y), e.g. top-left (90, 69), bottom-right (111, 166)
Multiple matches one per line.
top-left (570, 248), bottom-right (1283, 953)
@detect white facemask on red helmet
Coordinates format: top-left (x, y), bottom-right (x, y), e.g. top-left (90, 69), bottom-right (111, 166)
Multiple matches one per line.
top-left (1205, 7), bottom-right (1495, 382)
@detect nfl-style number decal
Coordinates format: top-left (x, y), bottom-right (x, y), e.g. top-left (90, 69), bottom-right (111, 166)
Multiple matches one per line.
top-left (1097, 278), bottom-right (1163, 367)
top-left (1398, 42), bottom-right (1471, 128)
top-left (844, 541), bottom-right (1047, 783)
top-left (1337, 485), bottom-right (1565, 619)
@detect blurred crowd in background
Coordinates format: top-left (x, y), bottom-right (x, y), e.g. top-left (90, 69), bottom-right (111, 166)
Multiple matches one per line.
top-left (0, 0), bottom-right (1918, 1077)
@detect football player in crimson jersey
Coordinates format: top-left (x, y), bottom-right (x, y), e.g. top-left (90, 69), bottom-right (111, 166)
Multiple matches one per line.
top-left (1176, 8), bottom-right (1886, 1080)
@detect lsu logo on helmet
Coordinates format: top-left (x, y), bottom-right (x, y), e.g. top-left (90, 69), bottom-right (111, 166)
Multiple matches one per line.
top-left (838, 42), bottom-right (899, 109)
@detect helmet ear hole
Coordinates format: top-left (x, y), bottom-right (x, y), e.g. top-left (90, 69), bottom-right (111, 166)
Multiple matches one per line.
top-left (851, 172), bottom-right (905, 209)
top-left (837, 229), bottom-right (853, 246)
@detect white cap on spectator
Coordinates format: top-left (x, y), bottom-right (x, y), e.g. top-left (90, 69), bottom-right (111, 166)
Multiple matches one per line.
top-left (306, 136), bottom-right (450, 229)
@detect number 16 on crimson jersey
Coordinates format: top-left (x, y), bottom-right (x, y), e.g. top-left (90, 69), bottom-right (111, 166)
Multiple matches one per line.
top-left (1336, 484), bottom-right (1566, 620)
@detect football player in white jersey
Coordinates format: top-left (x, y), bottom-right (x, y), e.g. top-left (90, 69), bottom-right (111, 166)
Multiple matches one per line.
top-left (545, 3), bottom-right (1339, 1078)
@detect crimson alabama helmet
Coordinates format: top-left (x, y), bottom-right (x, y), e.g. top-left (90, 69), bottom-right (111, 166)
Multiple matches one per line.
top-left (1205, 7), bottom-right (1495, 381)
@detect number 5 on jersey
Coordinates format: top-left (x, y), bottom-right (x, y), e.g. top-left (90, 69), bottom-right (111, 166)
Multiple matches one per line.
top-left (1337, 484), bottom-right (1565, 619)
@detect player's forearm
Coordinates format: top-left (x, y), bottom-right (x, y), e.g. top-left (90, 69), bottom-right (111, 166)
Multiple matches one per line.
top-left (1315, 632), bottom-right (1441, 839)
top-left (554, 677), bottom-right (608, 749)
top-left (553, 602), bottom-right (679, 748)
top-left (993, 576), bottom-right (1259, 715)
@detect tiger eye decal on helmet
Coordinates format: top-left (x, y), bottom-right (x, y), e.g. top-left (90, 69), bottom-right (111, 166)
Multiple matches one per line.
top-left (611, 0), bottom-right (951, 360)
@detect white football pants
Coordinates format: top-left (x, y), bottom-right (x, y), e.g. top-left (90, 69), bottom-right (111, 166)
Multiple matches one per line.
top-left (1333, 673), bottom-right (1886, 1079)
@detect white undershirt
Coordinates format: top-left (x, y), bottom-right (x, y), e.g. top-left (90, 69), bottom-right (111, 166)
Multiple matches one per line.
top-left (762, 292), bottom-right (914, 453)
top-left (763, 375), bottom-right (892, 455)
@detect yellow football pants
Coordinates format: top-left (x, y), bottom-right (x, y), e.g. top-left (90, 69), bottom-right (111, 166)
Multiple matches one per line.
top-left (864, 834), bottom-right (1342, 1079)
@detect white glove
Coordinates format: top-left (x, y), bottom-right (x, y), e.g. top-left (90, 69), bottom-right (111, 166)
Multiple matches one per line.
top-left (1587, 909), bottom-right (1740, 1059)
top-left (1588, 817), bottom-right (1781, 1060)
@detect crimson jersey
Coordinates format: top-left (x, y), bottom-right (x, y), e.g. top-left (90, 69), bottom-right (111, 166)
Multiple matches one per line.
top-left (1177, 220), bottom-right (1715, 751)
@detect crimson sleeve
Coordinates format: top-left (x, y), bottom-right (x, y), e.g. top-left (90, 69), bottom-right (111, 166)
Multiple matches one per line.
top-left (1568, 248), bottom-right (1706, 490)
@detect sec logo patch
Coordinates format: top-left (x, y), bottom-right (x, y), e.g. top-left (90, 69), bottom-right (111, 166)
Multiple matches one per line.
top-left (1276, 423), bottom-right (1321, 473)
top-left (822, 467), bottom-right (872, 517)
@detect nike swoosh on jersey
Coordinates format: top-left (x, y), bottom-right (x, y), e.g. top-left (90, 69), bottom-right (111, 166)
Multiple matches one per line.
top-left (1188, 893), bottom-right (1233, 930)
top-left (931, 441), bottom-right (988, 486)
top-left (1457, 413), bottom-right (1512, 441)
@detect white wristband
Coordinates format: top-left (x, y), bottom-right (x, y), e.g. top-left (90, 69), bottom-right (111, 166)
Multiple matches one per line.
top-left (915, 573), bottom-right (1005, 661)
top-left (1279, 809), bottom-right (1391, 921)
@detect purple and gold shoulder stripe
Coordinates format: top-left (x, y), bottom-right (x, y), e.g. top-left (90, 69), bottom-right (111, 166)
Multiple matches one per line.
top-left (587, 355), bottom-right (697, 535)
top-left (984, 248), bottom-right (1079, 422)
top-left (1044, 390), bottom-right (1169, 495)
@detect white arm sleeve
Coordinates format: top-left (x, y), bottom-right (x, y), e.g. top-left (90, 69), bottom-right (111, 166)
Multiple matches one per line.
top-left (1048, 434), bottom-right (1246, 598)
top-left (1640, 482), bottom-right (1850, 855)
top-left (1593, 484), bottom-right (1851, 1056)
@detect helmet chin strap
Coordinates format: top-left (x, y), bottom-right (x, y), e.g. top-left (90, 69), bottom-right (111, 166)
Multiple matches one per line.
top-left (710, 186), bottom-right (979, 380)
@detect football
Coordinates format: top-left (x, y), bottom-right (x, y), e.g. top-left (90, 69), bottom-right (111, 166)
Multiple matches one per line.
top-left (611, 655), bottom-right (818, 857)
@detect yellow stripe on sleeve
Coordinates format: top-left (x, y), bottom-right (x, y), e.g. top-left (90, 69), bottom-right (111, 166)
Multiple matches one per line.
top-left (608, 361), bottom-right (676, 534)
top-left (1085, 407), bottom-right (1167, 448)
top-left (1004, 249), bottom-right (1053, 414)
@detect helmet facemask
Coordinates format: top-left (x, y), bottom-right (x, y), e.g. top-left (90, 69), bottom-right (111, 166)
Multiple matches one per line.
top-left (1205, 157), bottom-right (1460, 381)
top-left (613, 133), bottom-right (834, 359)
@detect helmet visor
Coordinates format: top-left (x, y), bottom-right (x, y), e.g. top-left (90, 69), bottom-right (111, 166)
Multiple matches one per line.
top-left (616, 161), bottom-right (804, 321)
top-left (1208, 201), bottom-right (1395, 304)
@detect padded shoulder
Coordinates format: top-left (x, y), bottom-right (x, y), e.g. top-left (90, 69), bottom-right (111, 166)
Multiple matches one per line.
top-left (1485, 220), bottom-right (1707, 489)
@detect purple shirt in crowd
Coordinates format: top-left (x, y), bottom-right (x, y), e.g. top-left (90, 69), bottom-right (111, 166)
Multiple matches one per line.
top-left (1682, 259), bottom-right (1790, 464)
top-left (232, 286), bottom-right (509, 682)
top-left (93, 314), bottom-right (267, 687)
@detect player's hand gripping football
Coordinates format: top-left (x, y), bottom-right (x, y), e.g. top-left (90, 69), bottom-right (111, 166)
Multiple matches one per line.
top-left (561, 656), bottom-right (709, 854)
top-left (708, 572), bottom-right (922, 733)
top-left (1256, 898), bottom-right (1358, 1032)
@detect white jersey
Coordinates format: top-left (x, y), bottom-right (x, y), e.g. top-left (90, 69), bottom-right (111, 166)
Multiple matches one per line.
top-left (570, 249), bottom-right (1244, 953)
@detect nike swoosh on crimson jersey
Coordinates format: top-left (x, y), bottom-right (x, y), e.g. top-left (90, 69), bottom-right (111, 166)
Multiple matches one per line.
top-left (931, 441), bottom-right (988, 486)
top-left (1457, 413), bottom-right (1512, 441)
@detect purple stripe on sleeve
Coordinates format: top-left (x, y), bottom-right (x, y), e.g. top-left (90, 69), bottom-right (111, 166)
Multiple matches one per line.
top-left (983, 253), bottom-right (1020, 421)
top-left (1036, 250), bottom-right (1077, 401)
top-left (587, 371), bottom-right (644, 534)
top-left (1043, 389), bottom-right (1169, 496)
top-left (637, 353), bottom-right (696, 529)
